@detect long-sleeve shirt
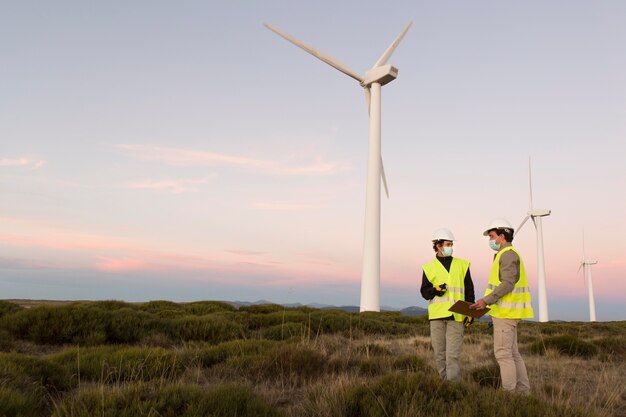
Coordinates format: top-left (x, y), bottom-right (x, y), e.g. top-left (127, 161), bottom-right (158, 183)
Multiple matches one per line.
top-left (420, 256), bottom-right (475, 320)
top-left (483, 242), bottom-right (520, 305)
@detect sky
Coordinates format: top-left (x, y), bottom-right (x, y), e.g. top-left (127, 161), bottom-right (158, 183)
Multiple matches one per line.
top-left (1, 1), bottom-right (625, 321)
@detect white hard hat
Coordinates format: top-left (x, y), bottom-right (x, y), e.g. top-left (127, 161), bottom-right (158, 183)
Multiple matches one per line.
top-left (483, 218), bottom-right (513, 236)
top-left (432, 228), bottom-right (455, 241)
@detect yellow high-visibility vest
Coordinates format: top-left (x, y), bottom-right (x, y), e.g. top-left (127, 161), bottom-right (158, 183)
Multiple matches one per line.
top-left (484, 246), bottom-right (534, 319)
top-left (423, 257), bottom-right (470, 321)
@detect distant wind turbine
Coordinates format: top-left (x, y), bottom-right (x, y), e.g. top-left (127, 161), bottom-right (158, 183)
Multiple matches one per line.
top-left (265, 22), bottom-right (412, 312)
top-left (578, 231), bottom-right (598, 322)
top-left (514, 157), bottom-right (551, 322)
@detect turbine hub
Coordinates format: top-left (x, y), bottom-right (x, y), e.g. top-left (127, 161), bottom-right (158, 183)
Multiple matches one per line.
top-left (528, 208), bottom-right (551, 217)
top-left (361, 64), bottom-right (398, 87)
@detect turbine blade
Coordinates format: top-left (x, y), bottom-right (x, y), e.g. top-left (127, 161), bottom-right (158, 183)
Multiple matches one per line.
top-left (514, 215), bottom-right (531, 237)
top-left (264, 23), bottom-right (364, 83)
top-left (577, 263), bottom-right (583, 274)
top-left (528, 156), bottom-right (534, 209)
top-left (373, 21), bottom-right (413, 68)
top-left (381, 156), bottom-right (389, 198)
top-left (531, 216), bottom-right (537, 229)
top-left (363, 87), bottom-right (371, 115)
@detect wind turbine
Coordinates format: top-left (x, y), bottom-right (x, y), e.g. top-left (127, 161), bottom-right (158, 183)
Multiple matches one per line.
top-left (514, 158), bottom-right (551, 322)
top-left (265, 22), bottom-right (412, 312)
top-left (578, 231), bottom-right (598, 322)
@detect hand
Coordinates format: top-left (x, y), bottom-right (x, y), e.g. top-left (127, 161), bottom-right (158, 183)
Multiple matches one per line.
top-left (470, 299), bottom-right (487, 310)
top-left (463, 316), bottom-right (474, 328)
top-left (433, 283), bottom-right (447, 297)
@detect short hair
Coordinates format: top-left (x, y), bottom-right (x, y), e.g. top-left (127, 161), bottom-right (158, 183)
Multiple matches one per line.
top-left (490, 227), bottom-right (514, 242)
top-left (432, 239), bottom-right (451, 252)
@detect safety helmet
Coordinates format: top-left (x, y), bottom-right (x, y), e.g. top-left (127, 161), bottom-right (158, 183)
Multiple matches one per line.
top-left (483, 218), bottom-right (514, 236)
top-left (432, 228), bottom-right (455, 242)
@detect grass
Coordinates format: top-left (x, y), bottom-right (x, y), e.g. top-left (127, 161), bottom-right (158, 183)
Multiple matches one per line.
top-left (0, 300), bottom-right (624, 417)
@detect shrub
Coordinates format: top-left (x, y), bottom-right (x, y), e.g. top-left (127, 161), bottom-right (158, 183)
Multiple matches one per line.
top-left (0, 328), bottom-right (16, 352)
top-left (224, 343), bottom-right (327, 386)
top-left (182, 301), bottom-right (236, 315)
top-left (196, 339), bottom-right (277, 367)
top-left (470, 363), bottom-right (501, 388)
top-left (0, 386), bottom-right (37, 417)
top-left (261, 322), bottom-right (307, 340)
top-left (52, 382), bottom-right (285, 417)
top-left (167, 314), bottom-right (244, 343)
top-left (0, 300), bottom-right (22, 318)
top-left (592, 336), bottom-right (626, 362)
top-left (0, 352), bottom-right (72, 415)
top-left (299, 372), bottom-right (592, 417)
top-left (529, 335), bottom-right (598, 358)
top-left (239, 303), bottom-right (285, 314)
top-left (49, 346), bottom-right (186, 383)
top-left (391, 354), bottom-right (429, 373)
top-left (139, 300), bottom-right (184, 314)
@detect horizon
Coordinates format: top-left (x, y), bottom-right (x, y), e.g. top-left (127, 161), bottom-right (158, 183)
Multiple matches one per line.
top-left (1, 1), bottom-right (625, 322)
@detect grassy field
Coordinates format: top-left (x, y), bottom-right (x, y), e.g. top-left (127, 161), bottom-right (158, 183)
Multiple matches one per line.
top-left (0, 299), bottom-right (623, 417)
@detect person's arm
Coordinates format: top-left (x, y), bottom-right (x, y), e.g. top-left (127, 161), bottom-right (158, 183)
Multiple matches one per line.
top-left (420, 270), bottom-right (436, 300)
top-left (464, 268), bottom-right (475, 303)
top-left (483, 251), bottom-right (519, 305)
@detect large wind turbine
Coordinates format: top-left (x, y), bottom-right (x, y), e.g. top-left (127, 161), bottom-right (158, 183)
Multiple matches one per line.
top-left (265, 22), bottom-right (412, 312)
top-left (578, 231), bottom-right (598, 322)
top-left (514, 158), bottom-right (551, 322)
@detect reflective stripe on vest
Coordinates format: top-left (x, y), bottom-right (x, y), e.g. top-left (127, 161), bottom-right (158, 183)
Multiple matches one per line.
top-left (484, 246), bottom-right (534, 319)
top-left (422, 258), bottom-right (470, 321)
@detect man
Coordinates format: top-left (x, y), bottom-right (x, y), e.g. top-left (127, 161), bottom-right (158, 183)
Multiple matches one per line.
top-left (470, 218), bottom-right (533, 394)
top-left (421, 227), bottom-right (475, 382)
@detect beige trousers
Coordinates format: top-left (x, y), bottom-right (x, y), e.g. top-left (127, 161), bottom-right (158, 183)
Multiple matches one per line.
top-left (492, 317), bottom-right (530, 394)
top-left (430, 319), bottom-right (464, 381)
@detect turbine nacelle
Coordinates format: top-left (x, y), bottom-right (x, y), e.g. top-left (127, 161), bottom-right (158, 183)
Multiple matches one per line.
top-left (528, 208), bottom-right (551, 217)
top-left (361, 64), bottom-right (398, 87)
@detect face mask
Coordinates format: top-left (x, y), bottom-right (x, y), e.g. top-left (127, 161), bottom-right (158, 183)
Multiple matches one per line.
top-left (489, 240), bottom-right (501, 251)
top-left (441, 247), bottom-right (453, 257)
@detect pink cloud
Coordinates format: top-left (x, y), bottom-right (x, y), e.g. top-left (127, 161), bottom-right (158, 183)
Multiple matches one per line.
top-left (252, 201), bottom-right (327, 210)
top-left (122, 177), bottom-right (213, 193)
top-left (96, 257), bottom-right (150, 272)
top-left (117, 144), bottom-right (348, 176)
top-left (0, 157), bottom-right (45, 169)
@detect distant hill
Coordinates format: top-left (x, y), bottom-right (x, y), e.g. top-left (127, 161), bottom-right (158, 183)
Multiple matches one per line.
top-left (231, 299), bottom-right (427, 316)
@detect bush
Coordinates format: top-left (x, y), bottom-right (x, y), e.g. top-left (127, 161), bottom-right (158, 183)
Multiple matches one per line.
top-left (592, 336), bottom-right (626, 362)
top-left (167, 314), bottom-right (245, 343)
top-left (49, 346), bottom-right (187, 383)
top-left (0, 386), bottom-right (37, 417)
top-left (470, 363), bottom-right (501, 388)
top-left (196, 339), bottom-right (277, 367)
top-left (529, 335), bottom-right (598, 358)
top-left (182, 301), bottom-right (236, 315)
top-left (0, 352), bottom-right (72, 415)
top-left (391, 354), bottom-right (429, 373)
top-left (261, 322), bottom-right (306, 340)
top-left (0, 304), bottom-right (157, 345)
top-left (223, 343), bottom-right (327, 386)
top-left (52, 382), bottom-right (284, 417)
top-left (0, 300), bottom-right (22, 318)
top-left (239, 303), bottom-right (285, 314)
top-left (299, 372), bottom-right (592, 417)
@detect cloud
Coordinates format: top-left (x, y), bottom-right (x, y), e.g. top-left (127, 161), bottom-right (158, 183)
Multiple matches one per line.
top-left (95, 257), bottom-right (150, 272)
top-left (0, 157), bottom-right (45, 169)
top-left (122, 177), bottom-right (214, 193)
top-left (252, 201), bottom-right (327, 210)
top-left (117, 144), bottom-right (348, 176)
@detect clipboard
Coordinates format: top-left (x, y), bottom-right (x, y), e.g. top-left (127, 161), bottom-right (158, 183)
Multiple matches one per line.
top-left (448, 300), bottom-right (490, 318)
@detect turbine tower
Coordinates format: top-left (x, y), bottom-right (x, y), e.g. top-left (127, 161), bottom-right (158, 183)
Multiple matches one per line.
top-left (578, 231), bottom-right (598, 322)
top-left (265, 22), bottom-right (412, 312)
top-left (514, 158), bottom-right (551, 322)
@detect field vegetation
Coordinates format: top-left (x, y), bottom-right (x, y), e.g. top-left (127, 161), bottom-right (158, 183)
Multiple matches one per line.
top-left (0, 299), bottom-right (623, 417)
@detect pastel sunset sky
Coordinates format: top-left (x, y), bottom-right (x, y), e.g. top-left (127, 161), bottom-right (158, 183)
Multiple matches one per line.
top-left (1, 1), bottom-right (625, 320)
